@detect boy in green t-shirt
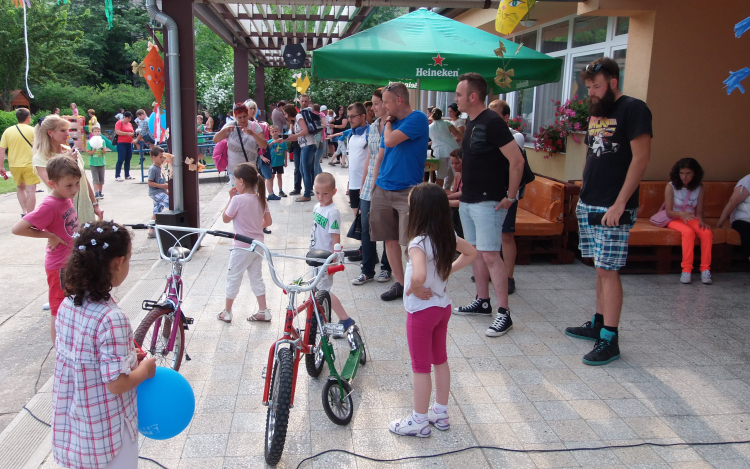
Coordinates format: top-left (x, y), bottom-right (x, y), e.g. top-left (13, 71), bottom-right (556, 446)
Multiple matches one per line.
top-left (86, 125), bottom-right (107, 200)
top-left (268, 125), bottom-right (288, 198)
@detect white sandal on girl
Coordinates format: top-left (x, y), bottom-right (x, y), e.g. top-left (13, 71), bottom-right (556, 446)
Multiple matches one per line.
top-left (217, 310), bottom-right (233, 323)
top-left (247, 309), bottom-right (272, 322)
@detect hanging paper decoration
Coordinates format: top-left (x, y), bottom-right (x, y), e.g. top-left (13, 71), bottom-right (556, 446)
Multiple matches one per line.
top-left (735, 17), bottom-right (750, 38)
top-left (132, 43), bottom-right (168, 143)
top-left (104, 0), bottom-right (114, 30)
top-left (495, 0), bottom-right (536, 35)
top-left (724, 68), bottom-right (750, 95)
top-left (281, 43), bottom-right (307, 69)
top-left (12, 0), bottom-right (31, 7)
top-left (495, 68), bottom-right (515, 88)
top-left (726, 17), bottom-right (750, 95)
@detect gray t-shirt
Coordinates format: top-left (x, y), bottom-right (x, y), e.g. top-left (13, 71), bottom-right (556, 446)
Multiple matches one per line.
top-left (148, 164), bottom-right (166, 197)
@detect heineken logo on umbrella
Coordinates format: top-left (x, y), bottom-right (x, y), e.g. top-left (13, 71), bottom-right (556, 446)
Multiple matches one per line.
top-left (417, 53), bottom-right (459, 77)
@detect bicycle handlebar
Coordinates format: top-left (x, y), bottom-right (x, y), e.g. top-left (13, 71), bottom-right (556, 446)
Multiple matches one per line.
top-left (327, 264), bottom-right (345, 275)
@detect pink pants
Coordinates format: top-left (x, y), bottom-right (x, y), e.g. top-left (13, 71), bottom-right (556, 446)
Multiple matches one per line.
top-left (667, 218), bottom-right (713, 273)
top-left (406, 305), bottom-right (451, 373)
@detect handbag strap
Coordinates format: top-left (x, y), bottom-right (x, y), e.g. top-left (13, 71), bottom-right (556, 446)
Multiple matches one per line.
top-left (236, 126), bottom-right (249, 162)
top-left (680, 189), bottom-right (693, 212)
top-left (16, 125), bottom-right (32, 147)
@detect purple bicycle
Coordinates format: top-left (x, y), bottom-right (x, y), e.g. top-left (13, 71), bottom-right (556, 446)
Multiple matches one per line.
top-left (126, 223), bottom-right (210, 371)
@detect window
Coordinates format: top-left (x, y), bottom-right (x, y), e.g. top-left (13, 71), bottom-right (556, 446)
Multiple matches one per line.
top-left (570, 53), bottom-right (604, 99)
top-left (541, 22), bottom-right (569, 53)
top-left (534, 77), bottom-right (564, 131)
top-left (616, 17), bottom-right (630, 36)
top-left (515, 30), bottom-right (538, 51)
top-left (572, 16), bottom-right (608, 48)
top-left (514, 87), bottom-right (535, 138)
top-left (613, 49), bottom-right (627, 91)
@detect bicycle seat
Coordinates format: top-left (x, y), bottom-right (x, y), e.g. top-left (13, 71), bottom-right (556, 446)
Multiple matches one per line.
top-left (168, 246), bottom-right (191, 259)
top-left (306, 249), bottom-right (332, 267)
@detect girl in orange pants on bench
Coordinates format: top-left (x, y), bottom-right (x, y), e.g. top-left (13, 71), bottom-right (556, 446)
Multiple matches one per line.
top-left (664, 158), bottom-right (712, 284)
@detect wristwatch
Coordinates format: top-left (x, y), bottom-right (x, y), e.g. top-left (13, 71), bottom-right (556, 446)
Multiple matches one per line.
top-left (506, 191), bottom-right (518, 204)
top-left (92, 202), bottom-right (99, 206)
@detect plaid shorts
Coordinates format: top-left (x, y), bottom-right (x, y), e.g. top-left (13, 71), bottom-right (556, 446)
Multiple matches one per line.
top-left (151, 191), bottom-right (169, 214)
top-left (576, 201), bottom-right (637, 271)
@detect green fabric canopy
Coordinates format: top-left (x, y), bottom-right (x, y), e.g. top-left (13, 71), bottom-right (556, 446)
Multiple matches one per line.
top-left (311, 9), bottom-right (562, 93)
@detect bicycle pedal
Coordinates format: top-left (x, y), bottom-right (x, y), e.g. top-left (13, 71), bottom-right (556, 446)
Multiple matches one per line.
top-left (183, 317), bottom-right (194, 325)
top-left (323, 323), bottom-right (345, 336)
top-left (185, 352), bottom-right (191, 361)
top-left (141, 300), bottom-right (158, 311)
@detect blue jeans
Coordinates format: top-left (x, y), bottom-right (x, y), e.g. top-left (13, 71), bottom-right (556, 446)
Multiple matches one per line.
top-left (459, 201), bottom-right (507, 251)
top-left (116, 142), bottom-right (133, 178)
top-left (300, 144), bottom-right (316, 198)
top-left (360, 198), bottom-right (391, 277)
top-left (314, 142), bottom-right (324, 178)
top-left (293, 145), bottom-right (302, 193)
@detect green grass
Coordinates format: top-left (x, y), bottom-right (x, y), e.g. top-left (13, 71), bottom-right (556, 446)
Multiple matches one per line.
top-left (0, 176), bottom-right (18, 194)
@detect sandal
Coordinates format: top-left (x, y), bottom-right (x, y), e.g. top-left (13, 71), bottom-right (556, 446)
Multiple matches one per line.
top-left (247, 309), bottom-right (272, 322)
top-left (218, 310), bottom-right (232, 323)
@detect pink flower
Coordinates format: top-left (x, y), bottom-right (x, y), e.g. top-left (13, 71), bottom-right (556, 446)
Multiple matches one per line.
top-left (574, 123), bottom-right (581, 130)
top-left (573, 94), bottom-right (578, 100)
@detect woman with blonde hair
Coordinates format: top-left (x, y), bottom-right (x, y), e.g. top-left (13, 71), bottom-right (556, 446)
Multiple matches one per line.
top-left (32, 115), bottom-right (103, 223)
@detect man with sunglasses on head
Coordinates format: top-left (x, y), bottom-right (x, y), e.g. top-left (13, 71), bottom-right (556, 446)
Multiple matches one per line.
top-left (566, 57), bottom-right (652, 366)
top-left (370, 82), bottom-right (429, 301)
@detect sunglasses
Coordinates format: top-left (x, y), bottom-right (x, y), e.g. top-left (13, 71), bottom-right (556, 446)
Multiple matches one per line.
top-left (585, 63), bottom-right (613, 76)
top-left (384, 83), bottom-right (404, 98)
top-left (347, 113), bottom-right (364, 119)
top-left (233, 102), bottom-right (248, 111)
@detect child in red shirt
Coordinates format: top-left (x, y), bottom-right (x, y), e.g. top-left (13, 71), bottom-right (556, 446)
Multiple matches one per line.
top-left (13, 156), bottom-right (81, 343)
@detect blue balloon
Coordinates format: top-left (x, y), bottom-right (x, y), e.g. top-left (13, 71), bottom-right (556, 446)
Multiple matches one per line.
top-left (137, 367), bottom-right (195, 440)
top-left (148, 110), bottom-right (168, 136)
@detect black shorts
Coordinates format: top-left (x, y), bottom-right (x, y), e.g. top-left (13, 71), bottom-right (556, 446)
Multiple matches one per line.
top-left (502, 200), bottom-right (518, 233)
top-left (349, 189), bottom-right (361, 209)
top-left (272, 166), bottom-right (284, 174)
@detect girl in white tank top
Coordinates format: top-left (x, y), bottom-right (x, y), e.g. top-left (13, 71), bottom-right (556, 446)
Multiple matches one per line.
top-left (664, 158), bottom-right (713, 284)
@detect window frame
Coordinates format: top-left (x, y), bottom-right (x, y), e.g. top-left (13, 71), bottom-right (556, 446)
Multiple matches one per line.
top-left (505, 15), bottom-right (628, 146)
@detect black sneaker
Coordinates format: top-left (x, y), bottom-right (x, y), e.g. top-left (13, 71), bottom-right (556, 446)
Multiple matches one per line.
top-left (453, 297), bottom-right (492, 316)
top-left (486, 308), bottom-right (513, 337)
top-left (347, 251), bottom-right (363, 262)
top-left (508, 278), bottom-right (515, 295)
top-left (381, 282), bottom-right (404, 301)
top-left (565, 315), bottom-right (602, 341)
top-left (279, 190), bottom-right (287, 197)
top-left (289, 190), bottom-right (301, 196)
top-left (582, 329), bottom-right (620, 366)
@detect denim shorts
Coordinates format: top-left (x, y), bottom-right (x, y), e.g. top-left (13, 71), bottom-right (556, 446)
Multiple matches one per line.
top-left (576, 200), bottom-right (637, 271)
top-left (257, 156), bottom-right (273, 180)
top-left (459, 201), bottom-right (507, 251)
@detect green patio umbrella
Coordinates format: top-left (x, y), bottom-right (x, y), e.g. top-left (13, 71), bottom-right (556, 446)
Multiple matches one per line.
top-left (311, 9), bottom-right (562, 94)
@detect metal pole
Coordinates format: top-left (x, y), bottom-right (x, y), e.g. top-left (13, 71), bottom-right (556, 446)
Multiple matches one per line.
top-left (146, 0), bottom-right (183, 211)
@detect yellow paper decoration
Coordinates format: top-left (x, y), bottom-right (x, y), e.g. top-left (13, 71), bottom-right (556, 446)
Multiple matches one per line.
top-left (494, 42), bottom-right (507, 58)
top-left (495, 0), bottom-right (536, 35)
top-left (494, 68), bottom-right (515, 88)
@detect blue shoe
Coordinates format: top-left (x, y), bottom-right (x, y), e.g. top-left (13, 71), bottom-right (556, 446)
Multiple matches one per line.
top-left (333, 318), bottom-right (355, 339)
top-left (267, 194), bottom-right (281, 201)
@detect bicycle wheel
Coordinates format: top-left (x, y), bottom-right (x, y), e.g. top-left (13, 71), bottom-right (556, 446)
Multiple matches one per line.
top-left (265, 347), bottom-right (294, 466)
top-left (352, 330), bottom-right (367, 366)
top-left (134, 307), bottom-right (184, 371)
top-left (322, 378), bottom-right (353, 425)
top-left (305, 291), bottom-right (332, 378)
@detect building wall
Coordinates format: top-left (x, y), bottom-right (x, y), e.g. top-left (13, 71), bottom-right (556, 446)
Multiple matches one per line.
top-left (455, 0), bottom-right (750, 182)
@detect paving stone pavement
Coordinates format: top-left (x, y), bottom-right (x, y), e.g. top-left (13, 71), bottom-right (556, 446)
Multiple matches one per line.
top-left (31, 164), bottom-right (750, 468)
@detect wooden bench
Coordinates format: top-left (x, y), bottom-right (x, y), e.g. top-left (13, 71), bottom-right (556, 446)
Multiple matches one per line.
top-left (514, 175), bottom-right (579, 265)
top-left (570, 181), bottom-right (745, 273)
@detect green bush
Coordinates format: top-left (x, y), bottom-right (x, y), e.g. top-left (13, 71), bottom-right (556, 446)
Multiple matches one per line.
top-left (0, 111), bottom-right (18, 137)
top-left (30, 82), bottom-right (160, 125)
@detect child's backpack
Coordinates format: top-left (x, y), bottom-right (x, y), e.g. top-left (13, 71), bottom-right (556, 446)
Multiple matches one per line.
top-left (213, 139), bottom-right (228, 173)
top-left (300, 108), bottom-right (323, 135)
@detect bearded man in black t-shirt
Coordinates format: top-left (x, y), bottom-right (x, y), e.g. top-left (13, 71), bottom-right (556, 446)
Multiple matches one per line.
top-left (565, 57), bottom-right (652, 366)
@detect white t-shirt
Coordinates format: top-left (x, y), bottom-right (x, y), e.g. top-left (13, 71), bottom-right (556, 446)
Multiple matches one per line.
top-left (451, 118), bottom-right (466, 130)
top-left (511, 129), bottom-right (525, 149)
top-left (225, 193), bottom-right (270, 247)
top-left (310, 202), bottom-right (341, 251)
top-left (429, 120), bottom-right (459, 159)
top-left (403, 235), bottom-right (453, 314)
top-left (670, 182), bottom-right (700, 214)
top-left (731, 174), bottom-right (750, 224)
top-left (222, 121), bottom-right (262, 174)
top-left (295, 114), bottom-right (313, 147)
top-left (347, 132), bottom-right (368, 190)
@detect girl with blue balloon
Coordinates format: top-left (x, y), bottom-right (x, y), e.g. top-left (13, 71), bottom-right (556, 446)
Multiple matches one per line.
top-left (53, 221), bottom-right (156, 469)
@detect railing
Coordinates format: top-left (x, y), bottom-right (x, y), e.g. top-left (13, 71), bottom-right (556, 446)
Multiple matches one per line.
top-left (138, 132), bottom-right (226, 183)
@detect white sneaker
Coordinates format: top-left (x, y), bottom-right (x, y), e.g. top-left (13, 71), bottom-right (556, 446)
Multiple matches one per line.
top-left (680, 272), bottom-right (692, 284)
top-left (116, 177), bottom-right (124, 182)
top-left (389, 415), bottom-right (431, 438)
top-left (351, 273), bottom-right (373, 285)
top-left (428, 408), bottom-right (450, 431)
top-left (701, 270), bottom-right (712, 285)
top-left (42, 302), bottom-right (50, 311)
top-left (376, 270), bottom-right (392, 283)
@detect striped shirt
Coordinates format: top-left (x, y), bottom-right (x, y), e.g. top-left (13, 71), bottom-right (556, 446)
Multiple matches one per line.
top-left (361, 118), bottom-right (382, 201)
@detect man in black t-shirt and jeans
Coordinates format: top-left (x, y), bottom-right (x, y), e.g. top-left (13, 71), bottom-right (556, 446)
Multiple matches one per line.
top-left (453, 73), bottom-right (525, 337)
top-left (566, 57), bottom-right (652, 366)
